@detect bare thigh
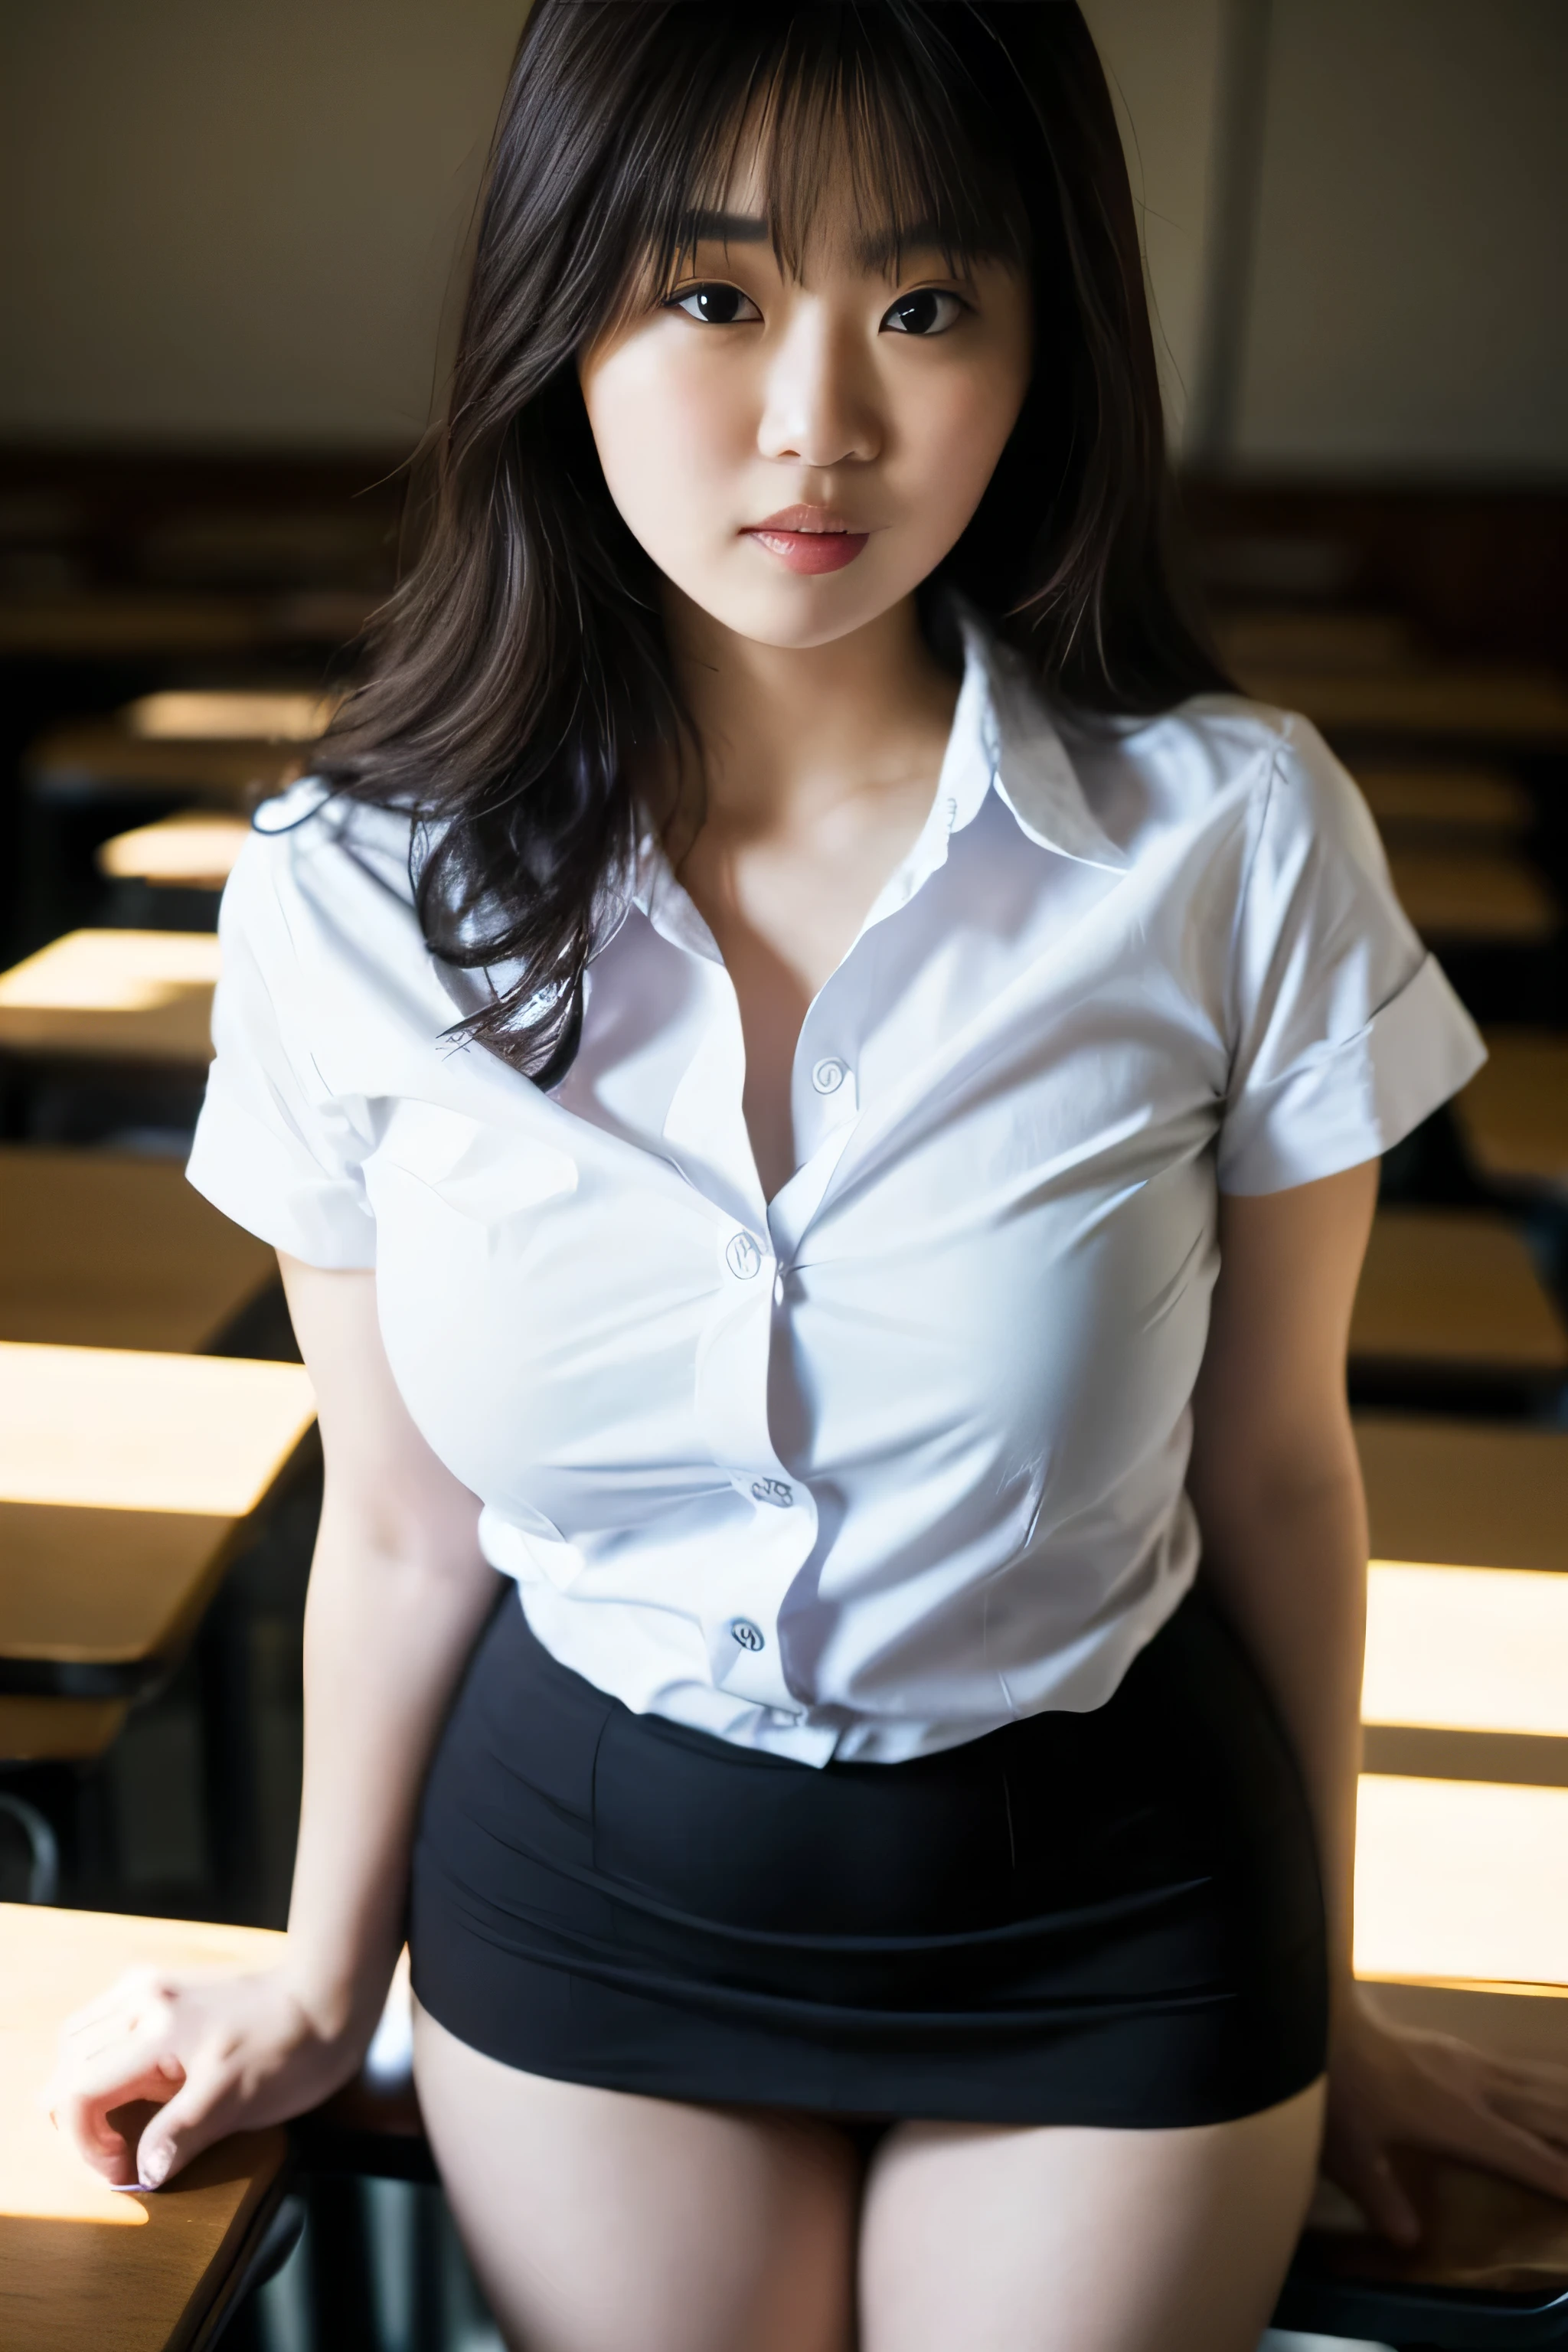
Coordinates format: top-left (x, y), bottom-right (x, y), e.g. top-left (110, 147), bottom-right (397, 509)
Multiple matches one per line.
top-left (859, 2079), bottom-right (1326, 2352)
top-left (412, 1999), bottom-right (859, 2352)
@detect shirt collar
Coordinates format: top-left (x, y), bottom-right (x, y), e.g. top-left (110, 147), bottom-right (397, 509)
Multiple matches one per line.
top-left (954, 606), bottom-right (1129, 874)
top-left (621, 603), bottom-right (1127, 949)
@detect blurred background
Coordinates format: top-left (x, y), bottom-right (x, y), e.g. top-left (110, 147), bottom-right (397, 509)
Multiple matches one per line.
top-left (0, 6), bottom-right (1564, 2350)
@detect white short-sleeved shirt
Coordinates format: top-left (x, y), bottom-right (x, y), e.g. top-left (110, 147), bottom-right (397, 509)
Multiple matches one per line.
top-left (188, 616), bottom-right (1484, 1765)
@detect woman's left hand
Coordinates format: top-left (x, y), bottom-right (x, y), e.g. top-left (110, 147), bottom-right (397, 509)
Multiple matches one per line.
top-left (1323, 1984), bottom-right (1568, 2242)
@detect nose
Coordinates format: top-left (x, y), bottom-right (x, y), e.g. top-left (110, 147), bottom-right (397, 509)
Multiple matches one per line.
top-left (756, 302), bottom-right (881, 470)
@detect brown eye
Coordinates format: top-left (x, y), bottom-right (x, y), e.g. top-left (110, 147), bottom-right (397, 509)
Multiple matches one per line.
top-left (882, 289), bottom-right (965, 336)
top-left (669, 283), bottom-right (762, 325)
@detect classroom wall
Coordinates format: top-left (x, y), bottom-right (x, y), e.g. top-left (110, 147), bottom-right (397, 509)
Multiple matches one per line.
top-left (0, 0), bottom-right (520, 446)
top-left (1232, 0), bottom-right (1568, 476)
top-left (0, 0), bottom-right (1562, 477)
top-left (1076, 0), bottom-right (1227, 456)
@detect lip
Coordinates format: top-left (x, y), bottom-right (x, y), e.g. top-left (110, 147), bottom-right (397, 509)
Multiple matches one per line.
top-left (741, 505), bottom-right (871, 576)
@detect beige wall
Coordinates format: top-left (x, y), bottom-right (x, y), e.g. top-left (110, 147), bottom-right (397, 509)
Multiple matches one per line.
top-left (0, 0), bottom-right (520, 446)
top-left (0, 0), bottom-right (1561, 475)
top-left (1079, 0), bottom-right (1227, 453)
top-left (1234, 0), bottom-right (1568, 474)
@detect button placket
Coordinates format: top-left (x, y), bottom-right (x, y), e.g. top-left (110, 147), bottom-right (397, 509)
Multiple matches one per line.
top-left (694, 1217), bottom-right (816, 1713)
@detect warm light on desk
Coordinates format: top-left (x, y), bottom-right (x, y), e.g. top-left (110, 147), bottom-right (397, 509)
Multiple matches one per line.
top-left (0, 1344), bottom-right (315, 1515)
top-left (1456, 1034), bottom-right (1568, 1192)
top-left (96, 812), bottom-right (250, 890)
top-left (0, 1903), bottom-right (283, 2226)
top-left (125, 690), bottom-right (336, 741)
top-left (1356, 1775), bottom-right (1568, 1988)
top-left (1357, 763), bottom-right (1534, 835)
top-left (1366, 1560), bottom-right (1568, 1737)
top-left (0, 929), bottom-right (220, 1014)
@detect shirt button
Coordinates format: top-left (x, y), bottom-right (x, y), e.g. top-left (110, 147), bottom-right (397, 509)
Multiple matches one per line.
top-left (942, 796), bottom-right (958, 827)
top-left (725, 1231), bottom-right (763, 1279)
top-left (730, 1619), bottom-right (766, 1652)
top-left (750, 1476), bottom-right (793, 1508)
top-left (811, 1057), bottom-right (848, 1096)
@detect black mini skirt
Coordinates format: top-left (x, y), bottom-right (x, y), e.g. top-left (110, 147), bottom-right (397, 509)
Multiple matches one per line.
top-left (409, 1583), bottom-right (1327, 2129)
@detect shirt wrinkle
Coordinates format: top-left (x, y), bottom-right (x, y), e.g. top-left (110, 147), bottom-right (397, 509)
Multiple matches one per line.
top-left (187, 612), bottom-right (1485, 1766)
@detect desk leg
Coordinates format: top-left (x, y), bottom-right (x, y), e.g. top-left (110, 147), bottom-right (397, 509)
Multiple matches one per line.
top-left (305, 2176), bottom-right (380, 2352)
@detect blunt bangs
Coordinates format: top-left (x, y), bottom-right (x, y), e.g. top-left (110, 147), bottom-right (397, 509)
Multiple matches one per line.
top-left (642, 10), bottom-right (1034, 299)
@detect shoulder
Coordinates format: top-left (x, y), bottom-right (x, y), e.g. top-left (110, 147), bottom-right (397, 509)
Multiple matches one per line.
top-left (222, 778), bottom-right (426, 973)
top-left (214, 779), bottom-right (490, 1063)
top-left (1060, 692), bottom-right (1380, 874)
top-left (237, 776), bottom-right (419, 910)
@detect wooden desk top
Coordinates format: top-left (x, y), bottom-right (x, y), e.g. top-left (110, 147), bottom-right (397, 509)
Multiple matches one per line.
top-left (1455, 1030), bottom-right (1568, 1191)
top-left (0, 590), bottom-right (373, 663)
top-left (1365, 1563), bottom-right (1568, 1742)
top-left (97, 815), bottom-right (250, 894)
top-left (1351, 1208), bottom-right (1568, 1375)
top-left (1355, 760), bottom-right (1534, 837)
top-left (1356, 1413), bottom-right (1568, 1574)
top-left (0, 931), bottom-right (220, 1067)
top-left (25, 722), bottom-right (297, 806)
top-left (124, 692), bottom-right (335, 744)
top-left (0, 1903), bottom-right (288, 2352)
top-left (1357, 1770), bottom-right (1568, 1991)
top-left (0, 1346), bottom-right (315, 1672)
top-left (1387, 844), bottom-right (1558, 943)
top-left (1235, 664), bottom-right (1568, 746)
top-left (0, 1148), bottom-right (276, 1354)
top-left (1214, 609), bottom-right (1423, 675)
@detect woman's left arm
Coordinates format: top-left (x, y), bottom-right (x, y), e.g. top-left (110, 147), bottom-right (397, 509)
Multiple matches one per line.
top-left (1188, 1161), bottom-right (1568, 2243)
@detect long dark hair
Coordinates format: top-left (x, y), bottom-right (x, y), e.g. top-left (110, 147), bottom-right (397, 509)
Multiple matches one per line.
top-left (318, 1), bottom-right (1228, 1084)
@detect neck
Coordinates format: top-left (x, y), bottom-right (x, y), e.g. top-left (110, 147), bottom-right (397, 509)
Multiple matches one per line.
top-left (661, 588), bottom-right (959, 838)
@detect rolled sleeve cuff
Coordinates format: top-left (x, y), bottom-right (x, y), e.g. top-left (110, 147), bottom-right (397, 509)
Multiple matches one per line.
top-left (186, 1091), bottom-right (377, 1269)
top-left (1217, 953), bottom-right (1487, 1196)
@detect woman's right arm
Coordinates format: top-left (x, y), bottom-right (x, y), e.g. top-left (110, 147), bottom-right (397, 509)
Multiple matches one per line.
top-left (51, 1256), bottom-right (501, 2189)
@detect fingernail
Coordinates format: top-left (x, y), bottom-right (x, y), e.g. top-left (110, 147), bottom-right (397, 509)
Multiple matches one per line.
top-left (140, 2152), bottom-right (168, 2188)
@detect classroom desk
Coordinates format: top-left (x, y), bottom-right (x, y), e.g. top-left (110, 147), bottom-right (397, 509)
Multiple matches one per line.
top-left (0, 930), bottom-right (220, 1067)
top-left (0, 1903), bottom-right (289, 2352)
top-left (24, 721), bottom-right (295, 810)
top-left (0, 1344), bottom-right (316, 1762)
top-left (1455, 1031), bottom-right (1568, 1193)
top-left (1351, 1208), bottom-right (1568, 1383)
top-left (0, 589), bottom-right (373, 662)
top-left (97, 814), bottom-right (250, 895)
top-left (1213, 609), bottom-right (1422, 675)
top-left (11, 1794), bottom-right (1568, 2345)
top-left (124, 691), bottom-right (335, 743)
top-left (1364, 1561), bottom-right (1568, 1789)
top-left (1288, 1780), bottom-right (1568, 2329)
top-left (1355, 760), bottom-right (1535, 838)
top-left (1386, 844), bottom-right (1558, 943)
top-left (1356, 1413), bottom-right (1568, 1576)
top-left (1234, 664), bottom-right (1568, 746)
top-left (0, 1148), bottom-right (276, 1354)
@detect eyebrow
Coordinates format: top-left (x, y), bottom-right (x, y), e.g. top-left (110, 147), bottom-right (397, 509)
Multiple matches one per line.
top-left (853, 218), bottom-right (957, 274)
top-left (678, 209), bottom-right (771, 247)
top-left (678, 207), bottom-right (966, 279)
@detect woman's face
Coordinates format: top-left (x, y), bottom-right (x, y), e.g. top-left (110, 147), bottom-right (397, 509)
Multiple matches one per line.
top-left (578, 150), bottom-right (1032, 652)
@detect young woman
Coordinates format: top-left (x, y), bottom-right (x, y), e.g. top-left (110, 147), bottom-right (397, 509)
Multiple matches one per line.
top-left (54, 6), bottom-right (1568, 2346)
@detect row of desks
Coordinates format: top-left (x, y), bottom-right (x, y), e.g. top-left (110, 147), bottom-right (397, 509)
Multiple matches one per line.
top-left (6, 924), bottom-right (1566, 1179)
top-left (0, 1135), bottom-right (1565, 1405)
